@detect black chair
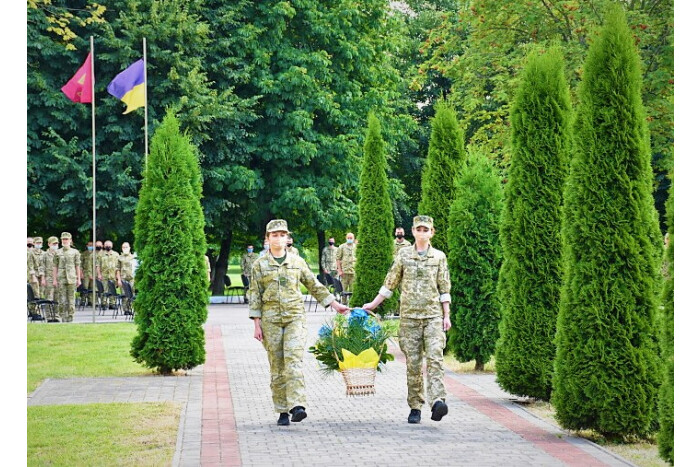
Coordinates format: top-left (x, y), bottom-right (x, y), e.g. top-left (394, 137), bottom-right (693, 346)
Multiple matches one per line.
top-left (225, 275), bottom-right (246, 304)
top-left (27, 283), bottom-right (53, 322)
top-left (107, 280), bottom-right (124, 317)
top-left (332, 277), bottom-right (352, 305)
top-left (77, 284), bottom-right (93, 310)
top-left (121, 280), bottom-right (135, 319)
top-left (94, 279), bottom-right (108, 314)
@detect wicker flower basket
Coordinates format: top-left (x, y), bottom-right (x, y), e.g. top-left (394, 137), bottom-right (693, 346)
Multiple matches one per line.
top-left (340, 367), bottom-right (377, 397)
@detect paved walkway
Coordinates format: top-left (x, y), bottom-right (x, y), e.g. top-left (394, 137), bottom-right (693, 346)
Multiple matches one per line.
top-left (28, 304), bottom-right (634, 467)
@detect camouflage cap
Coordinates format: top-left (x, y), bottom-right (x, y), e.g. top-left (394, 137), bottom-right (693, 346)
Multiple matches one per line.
top-left (47, 236), bottom-right (59, 244)
top-left (33, 236), bottom-right (43, 243)
top-left (266, 219), bottom-right (290, 233)
top-left (413, 215), bottom-right (434, 229)
top-left (60, 232), bottom-right (72, 240)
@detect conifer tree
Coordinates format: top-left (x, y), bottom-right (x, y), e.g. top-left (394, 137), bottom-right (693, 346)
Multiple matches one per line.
top-left (131, 111), bottom-right (209, 374)
top-left (552, 6), bottom-right (662, 437)
top-left (447, 151), bottom-right (503, 370)
top-left (418, 101), bottom-right (467, 254)
top-left (658, 182), bottom-right (673, 463)
top-left (351, 113), bottom-right (395, 314)
top-left (495, 48), bottom-right (572, 400)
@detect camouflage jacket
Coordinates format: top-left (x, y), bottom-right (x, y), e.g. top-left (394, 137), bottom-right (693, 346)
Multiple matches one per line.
top-left (28, 248), bottom-right (45, 278)
top-left (118, 253), bottom-right (135, 281)
top-left (43, 249), bottom-right (57, 282)
top-left (286, 246), bottom-right (300, 256)
top-left (81, 250), bottom-right (96, 278)
top-left (98, 250), bottom-right (120, 280)
top-left (54, 246), bottom-right (81, 284)
top-left (336, 243), bottom-right (357, 274)
top-left (393, 238), bottom-right (412, 257)
top-left (249, 252), bottom-right (334, 323)
top-left (379, 245), bottom-right (451, 319)
top-left (240, 252), bottom-right (258, 277)
top-left (321, 245), bottom-right (337, 273)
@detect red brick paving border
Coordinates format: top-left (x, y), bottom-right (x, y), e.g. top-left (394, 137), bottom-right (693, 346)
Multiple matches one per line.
top-left (202, 325), bottom-right (241, 467)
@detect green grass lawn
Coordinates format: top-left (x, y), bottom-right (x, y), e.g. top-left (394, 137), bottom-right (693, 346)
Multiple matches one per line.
top-left (27, 323), bottom-right (150, 393)
top-left (28, 402), bottom-right (180, 466)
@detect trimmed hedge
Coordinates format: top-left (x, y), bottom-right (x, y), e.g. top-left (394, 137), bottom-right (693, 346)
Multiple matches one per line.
top-left (658, 182), bottom-right (673, 463)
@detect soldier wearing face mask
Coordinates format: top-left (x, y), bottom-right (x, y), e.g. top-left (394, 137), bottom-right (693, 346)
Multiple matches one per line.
top-left (321, 237), bottom-right (337, 282)
top-left (97, 240), bottom-right (120, 308)
top-left (241, 245), bottom-right (257, 303)
top-left (29, 236), bottom-right (45, 298)
top-left (27, 237), bottom-right (35, 286)
top-left (363, 216), bottom-right (451, 425)
top-left (249, 219), bottom-right (350, 426)
top-left (259, 239), bottom-right (270, 257)
top-left (53, 232), bottom-right (81, 322)
top-left (286, 236), bottom-right (300, 256)
top-left (41, 237), bottom-right (60, 320)
top-left (117, 242), bottom-right (135, 289)
top-left (81, 241), bottom-right (96, 303)
top-left (335, 232), bottom-right (357, 304)
top-left (393, 227), bottom-right (412, 257)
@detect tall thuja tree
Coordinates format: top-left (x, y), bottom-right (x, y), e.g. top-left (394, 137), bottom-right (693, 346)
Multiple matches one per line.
top-left (447, 151), bottom-right (503, 370)
top-left (418, 101), bottom-right (466, 254)
top-left (350, 113), bottom-right (395, 314)
top-left (495, 48), bottom-right (572, 400)
top-left (658, 182), bottom-right (673, 463)
top-left (552, 6), bottom-right (662, 437)
top-left (131, 112), bottom-right (209, 374)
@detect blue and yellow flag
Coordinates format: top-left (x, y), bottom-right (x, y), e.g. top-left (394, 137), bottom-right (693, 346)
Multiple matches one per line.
top-left (107, 59), bottom-right (145, 114)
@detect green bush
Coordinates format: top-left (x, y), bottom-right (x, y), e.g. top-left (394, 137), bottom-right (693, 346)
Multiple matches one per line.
top-left (447, 151), bottom-right (503, 370)
top-left (351, 113), bottom-right (395, 314)
top-left (658, 182), bottom-right (673, 463)
top-left (552, 5), bottom-right (663, 437)
top-left (418, 101), bottom-right (467, 254)
top-left (131, 111), bottom-right (209, 374)
top-left (495, 48), bottom-right (572, 400)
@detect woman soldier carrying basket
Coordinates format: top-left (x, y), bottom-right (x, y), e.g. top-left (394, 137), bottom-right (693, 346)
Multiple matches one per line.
top-left (249, 219), bottom-right (350, 426)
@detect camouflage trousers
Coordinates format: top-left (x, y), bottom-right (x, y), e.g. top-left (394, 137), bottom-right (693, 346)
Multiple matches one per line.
top-left (57, 281), bottom-right (77, 322)
top-left (398, 316), bottom-right (447, 410)
top-left (340, 273), bottom-right (355, 304)
top-left (261, 317), bottom-right (308, 413)
top-left (43, 283), bottom-right (59, 320)
top-left (30, 279), bottom-right (43, 300)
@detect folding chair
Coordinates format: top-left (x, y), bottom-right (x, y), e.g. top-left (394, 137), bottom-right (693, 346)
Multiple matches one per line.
top-left (332, 277), bottom-right (352, 305)
top-left (27, 283), bottom-right (53, 322)
top-left (94, 280), bottom-right (108, 315)
top-left (107, 280), bottom-right (124, 317)
top-left (121, 280), bottom-right (135, 320)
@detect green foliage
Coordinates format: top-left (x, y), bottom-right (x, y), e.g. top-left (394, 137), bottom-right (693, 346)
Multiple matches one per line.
top-left (418, 101), bottom-right (466, 253)
top-left (495, 48), bottom-right (572, 401)
top-left (446, 151), bottom-right (503, 367)
top-left (658, 182), bottom-right (673, 463)
top-left (308, 310), bottom-right (394, 375)
top-left (131, 112), bottom-right (209, 374)
top-left (350, 114), bottom-right (395, 313)
top-left (552, 6), bottom-right (662, 437)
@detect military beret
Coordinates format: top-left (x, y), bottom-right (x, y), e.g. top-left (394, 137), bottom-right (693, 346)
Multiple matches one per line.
top-left (413, 215), bottom-right (434, 229)
top-left (266, 219), bottom-right (290, 234)
top-left (60, 232), bottom-right (72, 240)
top-left (33, 236), bottom-right (43, 243)
top-left (47, 236), bottom-right (59, 244)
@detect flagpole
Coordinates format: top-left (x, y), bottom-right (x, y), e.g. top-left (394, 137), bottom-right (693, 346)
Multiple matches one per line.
top-left (90, 36), bottom-right (96, 323)
top-left (143, 37), bottom-right (148, 165)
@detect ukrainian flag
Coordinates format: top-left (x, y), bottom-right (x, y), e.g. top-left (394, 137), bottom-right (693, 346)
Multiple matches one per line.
top-left (107, 59), bottom-right (145, 114)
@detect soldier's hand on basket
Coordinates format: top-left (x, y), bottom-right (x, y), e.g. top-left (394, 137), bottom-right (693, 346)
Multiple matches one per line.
top-left (331, 301), bottom-right (349, 314)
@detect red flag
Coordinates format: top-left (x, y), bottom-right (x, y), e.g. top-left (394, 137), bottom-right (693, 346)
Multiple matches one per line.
top-left (61, 53), bottom-right (93, 103)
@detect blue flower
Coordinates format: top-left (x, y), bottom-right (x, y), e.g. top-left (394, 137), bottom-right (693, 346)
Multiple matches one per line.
top-left (318, 324), bottom-right (332, 339)
top-left (367, 323), bottom-right (381, 337)
top-left (348, 308), bottom-right (369, 327)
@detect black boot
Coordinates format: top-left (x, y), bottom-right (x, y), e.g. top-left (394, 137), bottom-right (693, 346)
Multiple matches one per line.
top-left (277, 413), bottom-right (290, 426)
top-left (290, 406), bottom-right (307, 422)
top-left (431, 400), bottom-right (448, 421)
top-left (407, 409), bottom-right (421, 424)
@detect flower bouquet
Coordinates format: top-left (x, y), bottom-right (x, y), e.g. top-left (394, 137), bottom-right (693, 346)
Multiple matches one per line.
top-left (308, 308), bottom-right (395, 396)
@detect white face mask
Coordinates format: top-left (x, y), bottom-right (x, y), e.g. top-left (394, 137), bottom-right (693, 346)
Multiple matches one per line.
top-left (346, 239), bottom-right (353, 244)
top-left (122, 248), bottom-right (130, 254)
top-left (50, 245), bottom-right (58, 251)
top-left (414, 231), bottom-right (431, 242)
top-left (34, 244), bottom-right (42, 249)
top-left (271, 236), bottom-right (287, 248)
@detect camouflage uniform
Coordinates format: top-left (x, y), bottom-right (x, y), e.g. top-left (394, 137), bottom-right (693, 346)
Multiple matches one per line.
top-left (286, 245), bottom-right (300, 256)
top-left (99, 249), bottom-right (120, 306)
top-left (81, 248), bottom-right (97, 294)
top-left (54, 232), bottom-right (81, 322)
top-left (393, 237), bottom-right (412, 257)
top-left (379, 220), bottom-right (451, 410)
top-left (249, 220), bottom-right (335, 414)
top-left (42, 237), bottom-right (60, 320)
top-left (336, 242), bottom-right (357, 303)
top-left (118, 252), bottom-right (135, 283)
top-left (321, 244), bottom-right (337, 277)
top-left (29, 237), bottom-right (45, 298)
top-left (204, 255), bottom-right (211, 281)
top-left (240, 252), bottom-right (257, 281)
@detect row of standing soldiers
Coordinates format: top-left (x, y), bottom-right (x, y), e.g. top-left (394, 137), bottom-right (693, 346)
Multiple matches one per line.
top-left (27, 234), bottom-right (135, 322)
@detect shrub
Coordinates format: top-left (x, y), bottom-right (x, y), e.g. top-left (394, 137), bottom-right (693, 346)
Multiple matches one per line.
top-left (658, 182), bottom-right (673, 463)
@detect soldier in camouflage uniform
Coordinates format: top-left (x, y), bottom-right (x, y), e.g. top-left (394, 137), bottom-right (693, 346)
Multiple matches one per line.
top-left (116, 242), bottom-right (135, 288)
top-left (97, 240), bottom-right (120, 308)
top-left (53, 232), bottom-right (82, 322)
top-left (241, 245), bottom-right (257, 303)
top-left (80, 241), bottom-right (96, 305)
top-left (29, 236), bottom-right (45, 298)
top-left (363, 215), bottom-right (451, 424)
top-left (335, 232), bottom-right (357, 304)
top-left (393, 227), bottom-right (412, 257)
top-left (285, 236), bottom-right (300, 256)
top-left (320, 238), bottom-right (337, 282)
top-left (250, 219), bottom-right (349, 426)
top-left (41, 236), bottom-right (60, 321)
top-left (27, 237), bottom-right (34, 284)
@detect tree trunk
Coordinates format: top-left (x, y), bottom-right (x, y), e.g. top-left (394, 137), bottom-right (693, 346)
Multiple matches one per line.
top-left (316, 230), bottom-right (325, 276)
top-left (475, 361), bottom-right (485, 372)
top-left (211, 229), bottom-right (232, 295)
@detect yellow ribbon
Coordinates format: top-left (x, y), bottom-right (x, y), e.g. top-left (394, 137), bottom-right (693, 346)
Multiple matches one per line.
top-left (338, 348), bottom-right (380, 370)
